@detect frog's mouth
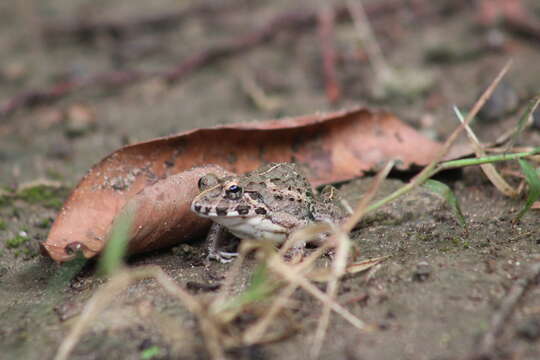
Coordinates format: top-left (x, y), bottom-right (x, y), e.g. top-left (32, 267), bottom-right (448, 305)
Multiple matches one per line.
top-left (191, 202), bottom-right (256, 218)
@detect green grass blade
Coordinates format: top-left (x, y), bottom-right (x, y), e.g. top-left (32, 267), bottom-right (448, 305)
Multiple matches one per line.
top-left (140, 346), bottom-right (162, 360)
top-left (515, 159), bottom-right (540, 222)
top-left (98, 203), bottom-right (135, 276)
top-left (423, 179), bottom-right (466, 228)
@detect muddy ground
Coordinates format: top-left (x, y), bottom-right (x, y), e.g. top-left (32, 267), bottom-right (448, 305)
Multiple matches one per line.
top-left (2, 0), bottom-right (540, 359)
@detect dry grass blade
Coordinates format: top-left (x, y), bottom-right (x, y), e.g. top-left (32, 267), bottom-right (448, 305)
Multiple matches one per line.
top-left (430, 61), bottom-right (512, 170)
top-left (343, 160), bottom-right (395, 232)
top-left (212, 240), bottom-right (256, 313)
top-left (346, 255), bottom-right (390, 275)
top-left (306, 256), bottom-right (389, 282)
top-left (366, 60), bottom-right (512, 215)
top-left (244, 240), bottom-right (334, 345)
top-left (267, 254), bottom-right (368, 330)
top-left (237, 69), bottom-right (282, 111)
top-left (279, 222), bottom-right (333, 256)
top-left (346, 0), bottom-right (391, 81)
top-left (55, 271), bottom-right (131, 360)
top-left (473, 262), bottom-right (540, 358)
top-left (309, 160), bottom-right (393, 359)
top-left (310, 227), bottom-right (351, 359)
top-left (55, 266), bottom-right (224, 360)
top-left (504, 96), bottom-right (540, 151)
top-left (243, 282), bottom-right (298, 345)
top-left (453, 106), bottom-right (518, 197)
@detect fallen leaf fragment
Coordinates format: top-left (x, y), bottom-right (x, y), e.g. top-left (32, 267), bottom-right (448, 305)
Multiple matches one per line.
top-left (42, 165), bottom-right (230, 262)
top-left (43, 107), bottom-right (442, 262)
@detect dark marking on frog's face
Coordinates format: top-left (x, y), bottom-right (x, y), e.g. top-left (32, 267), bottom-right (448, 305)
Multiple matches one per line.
top-left (191, 163), bottom-right (316, 223)
top-left (191, 173), bottom-right (270, 219)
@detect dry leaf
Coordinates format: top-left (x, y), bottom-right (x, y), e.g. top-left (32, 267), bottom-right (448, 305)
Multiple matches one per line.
top-left (42, 107), bottom-right (442, 262)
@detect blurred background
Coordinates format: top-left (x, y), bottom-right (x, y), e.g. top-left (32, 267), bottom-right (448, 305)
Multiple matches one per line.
top-left (0, 0), bottom-right (539, 185)
top-left (2, 2), bottom-right (540, 360)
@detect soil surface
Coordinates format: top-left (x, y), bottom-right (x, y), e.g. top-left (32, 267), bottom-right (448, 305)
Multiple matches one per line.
top-left (2, 1), bottom-right (540, 359)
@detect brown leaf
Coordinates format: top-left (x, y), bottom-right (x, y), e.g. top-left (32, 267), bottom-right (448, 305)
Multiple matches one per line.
top-left (42, 107), bottom-right (442, 262)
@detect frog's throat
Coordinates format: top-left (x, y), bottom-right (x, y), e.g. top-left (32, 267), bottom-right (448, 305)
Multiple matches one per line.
top-left (213, 216), bottom-right (288, 243)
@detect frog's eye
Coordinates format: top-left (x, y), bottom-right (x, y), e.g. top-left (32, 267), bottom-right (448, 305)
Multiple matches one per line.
top-left (198, 173), bottom-right (219, 191)
top-left (225, 184), bottom-right (243, 200)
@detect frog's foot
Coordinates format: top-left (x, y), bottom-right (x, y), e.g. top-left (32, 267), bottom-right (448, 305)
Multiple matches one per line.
top-left (207, 250), bottom-right (238, 264)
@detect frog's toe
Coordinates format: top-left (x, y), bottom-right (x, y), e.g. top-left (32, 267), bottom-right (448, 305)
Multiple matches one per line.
top-left (207, 250), bottom-right (238, 263)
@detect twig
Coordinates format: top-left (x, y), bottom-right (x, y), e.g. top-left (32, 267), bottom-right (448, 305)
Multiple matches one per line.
top-left (243, 241), bottom-right (334, 345)
top-left (453, 106), bottom-right (518, 197)
top-left (343, 160), bottom-right (395, 232)
top-left (1, 10), bottom-right (315, 119)
top-left (42, 2), bottom-right (234, 44)
top-left (504, 16), bottom-right (540, 43)
top-left (267, 254), bottom-right (368, 331)
top-left (310, 227), bottom-right (350, 359)
top-left (55, 266), bottom-right (225, 360)
top-left (347, 0), bottom-right (393, 83)
top-left (317, 5), bottom-right (341, 104)
top-left (365, 60), bottom-right (512, 215)
top-left (1, 0), bottom-right (468, 119)
top-left (471, 262), bottom-right (540, 359)
top-left (501, 0), bottom-right (540, 44)
top-left (236, 69), bottom-right (283, 111)
top-left (0, 70), bottom-right (145, 118)
top-left (310, 161), bottom-right (393, 359)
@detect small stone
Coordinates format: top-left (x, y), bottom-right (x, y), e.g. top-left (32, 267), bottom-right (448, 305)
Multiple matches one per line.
top-left (1, 62), bottom-right (27, 82)
top-left (186, 281), bottom-right (220, 293)
top-left (172, 243), bottom-right (197, 257)
top-left (516, 317), bottom-right (540, 341)
top-left (477, 80), bottom-right (519, 122)
top-left (64, 104), bottom-right (96, 138)
top-left (532, 106), bottom-right (540, 130)
top-left (53, 301), bottom-right (82, 321)
top-left (37, 108), bottom-right (64, 130)
top-left (412, 261), bottom-right (432, 282)
top-left (47, 141), bottom-right (72, 160)
top-left (136, 300), bottom-right (154, 318)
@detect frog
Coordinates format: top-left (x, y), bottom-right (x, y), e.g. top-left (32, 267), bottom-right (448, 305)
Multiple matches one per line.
top-left (190, 162), bottom-right (349, 262)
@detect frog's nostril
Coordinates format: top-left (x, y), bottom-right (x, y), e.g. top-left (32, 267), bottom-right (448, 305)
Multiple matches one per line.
top-left (193, 204), bottom-right (201, 212)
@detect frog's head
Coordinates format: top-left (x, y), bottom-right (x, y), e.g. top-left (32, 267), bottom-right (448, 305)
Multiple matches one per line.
top-left (191, 173), bottom-right (269, 219)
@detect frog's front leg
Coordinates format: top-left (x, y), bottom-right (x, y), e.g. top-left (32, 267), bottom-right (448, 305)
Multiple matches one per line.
top-left (205, 222), bottom-right (238, 263)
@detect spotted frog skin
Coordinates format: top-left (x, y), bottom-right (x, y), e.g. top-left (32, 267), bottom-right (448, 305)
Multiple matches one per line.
top-left (191, 162), bottom-right (348, 262)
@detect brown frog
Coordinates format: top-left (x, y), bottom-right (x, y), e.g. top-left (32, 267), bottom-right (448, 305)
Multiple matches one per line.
top-left (191, 162), bottom-right (349, 262)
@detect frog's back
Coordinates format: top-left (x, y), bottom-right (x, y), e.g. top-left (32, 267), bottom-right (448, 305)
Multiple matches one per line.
top-left (240, 163), bottom-right (313, 218)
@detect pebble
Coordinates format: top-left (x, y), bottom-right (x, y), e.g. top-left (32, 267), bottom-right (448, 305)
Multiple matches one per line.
top-left (516, 317), bottom-right (540, 341)
top-left (477, 80), bottom-right (518, 122)
top-left (412, 261), bottom-right (432, 282)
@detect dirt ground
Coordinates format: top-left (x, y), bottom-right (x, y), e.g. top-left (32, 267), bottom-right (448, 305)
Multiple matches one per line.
top-left (2, 1), bottom-right (540, 359)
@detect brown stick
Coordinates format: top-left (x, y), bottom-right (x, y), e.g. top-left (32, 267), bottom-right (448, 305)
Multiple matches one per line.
top-left (42, 2), bottom-right (234, 44)
top-left (470, 262), bottom-right (540, 359)
top-left (504, 16), bottom-right (540, 44)
top-left (0, 0), bottom-right (467, 119)
top-left (0, 10), bottom-right (316, 119)
top-left (476, 0), bottom-right (540, 44)
top-left (317, 6), bottom-right (341, 104)
top-left (163, 10), bottom-right (317, 83)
